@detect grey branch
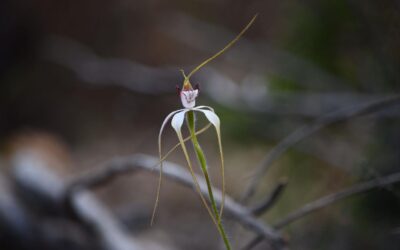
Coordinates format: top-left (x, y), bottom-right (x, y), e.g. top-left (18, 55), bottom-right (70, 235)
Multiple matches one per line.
top-left (243, 171), bottom-right (400, 250)
top-left (66, 154), bottom-right (284, 245)
top-left (249, 178), bottom-right (288, 216)
top-left (10, 149), bottom-right (169, 250)
top-left (242, 95), bottom-right (400, 202)
top-left (42, 36), bottom-right (177, 95)
top-left (274, 171), bottom-right (400, 229)
top-left (42, 37), bottom-right (400, 118)
top-left (240, 180), bottom-right (288, 250)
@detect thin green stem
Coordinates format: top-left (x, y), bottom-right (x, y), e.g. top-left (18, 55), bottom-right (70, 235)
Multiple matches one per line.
top-left (187, 111), bottom-right (231, 250)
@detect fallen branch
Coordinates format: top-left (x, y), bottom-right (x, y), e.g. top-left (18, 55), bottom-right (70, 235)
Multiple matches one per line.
top-left (241, 179), bottom-right (287, 250)
top-left (249, 178), bottom-right (288, 216)
top-left (66, 154), bottom-right (285, 246)
top-left (242, 95), bottom-right (400, 202)
top-left (10, 150), bottom-right (153, 250)
top-left (42, 37), bottom-right (400, 118)
top-left (242, 171), bottom-right (400, 250)
top-left (274, 171), bottom-right (400, 229)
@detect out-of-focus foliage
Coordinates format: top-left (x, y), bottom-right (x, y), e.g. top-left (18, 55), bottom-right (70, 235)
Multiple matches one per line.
top-left (0, 0), bottom-right (399, 249)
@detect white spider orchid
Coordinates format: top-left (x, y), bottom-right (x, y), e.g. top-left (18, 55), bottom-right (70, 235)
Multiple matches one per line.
top-left (151, 70), bottom-right (225, 227)
top-left (150, 14), bottom-right (257, 250)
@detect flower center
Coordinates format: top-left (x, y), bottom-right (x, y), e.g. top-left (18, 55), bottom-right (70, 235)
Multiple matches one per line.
top-left (180, 89), bottom-right (198, 108)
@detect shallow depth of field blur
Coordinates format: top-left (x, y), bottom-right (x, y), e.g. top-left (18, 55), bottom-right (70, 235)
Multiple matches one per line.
top-left (1, 0), bottom-right (400, 250)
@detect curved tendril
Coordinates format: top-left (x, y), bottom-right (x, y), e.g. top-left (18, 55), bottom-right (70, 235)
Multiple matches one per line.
top-left (151, 120), bottom-right (212, 225)
top-left (186, 14), bottom-right (258, 80)
top-left (161, 124), bottom-right (212, 162)
top-left (151, 109), bottom-right (185, 226)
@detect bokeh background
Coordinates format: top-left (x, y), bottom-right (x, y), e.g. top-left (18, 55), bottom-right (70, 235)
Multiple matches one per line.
top-left (1, 0), bottom-right (400, 249)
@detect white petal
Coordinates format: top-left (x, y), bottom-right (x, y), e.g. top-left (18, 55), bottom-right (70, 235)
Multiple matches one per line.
top-left (194, 105), bottom-right (214, 112)
top-left (158, 109), bottom-right (185, 161)
top-left (152, 108), bottom-right (185, 225)
top-left (171, 110), bottom-right (188, 134)
top-left (195, 109), bottom-right (220, 131)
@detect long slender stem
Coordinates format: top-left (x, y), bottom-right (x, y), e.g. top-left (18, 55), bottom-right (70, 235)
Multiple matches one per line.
top-left (187, 111), bottom-right (232, 250)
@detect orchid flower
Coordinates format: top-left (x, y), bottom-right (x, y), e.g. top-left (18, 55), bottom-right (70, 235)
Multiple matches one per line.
top-left (151, 14), bottom-right (258, 250)
top-left (152, 71), bottom-right (225, 227)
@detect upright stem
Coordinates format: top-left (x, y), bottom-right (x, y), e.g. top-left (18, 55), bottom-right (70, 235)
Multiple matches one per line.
top-left (187, 111), bottom-right (232, 250)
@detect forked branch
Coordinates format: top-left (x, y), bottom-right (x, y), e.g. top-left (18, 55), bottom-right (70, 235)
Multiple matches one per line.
top-left (242, 171), bottom-right (400, 250)
top-left (242, 95), bottom-right (400, 202)
top-left (274, 171), bottom-right (400, 229)
top-left (65, 154), bottom-right (284, 246)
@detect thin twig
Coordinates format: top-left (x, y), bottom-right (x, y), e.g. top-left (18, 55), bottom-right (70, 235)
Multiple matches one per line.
top-left (249, 178), bottom-right (288, 216)
top-left (240, 179), bottom-right (287, 250)
top-left (242, 171), bottom-right (400, 250)
top-left (10, 150), bottom-right (149, 250)
top-left (242, 95), bottom-right (400, 202)
top-left (274, 171), bottom-right (400, 229)
top-left (66, 154), bottom-right (284, 245)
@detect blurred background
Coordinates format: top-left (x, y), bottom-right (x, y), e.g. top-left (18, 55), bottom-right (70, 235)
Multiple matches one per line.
top-left (0, 0), bottom-right (399, 249)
